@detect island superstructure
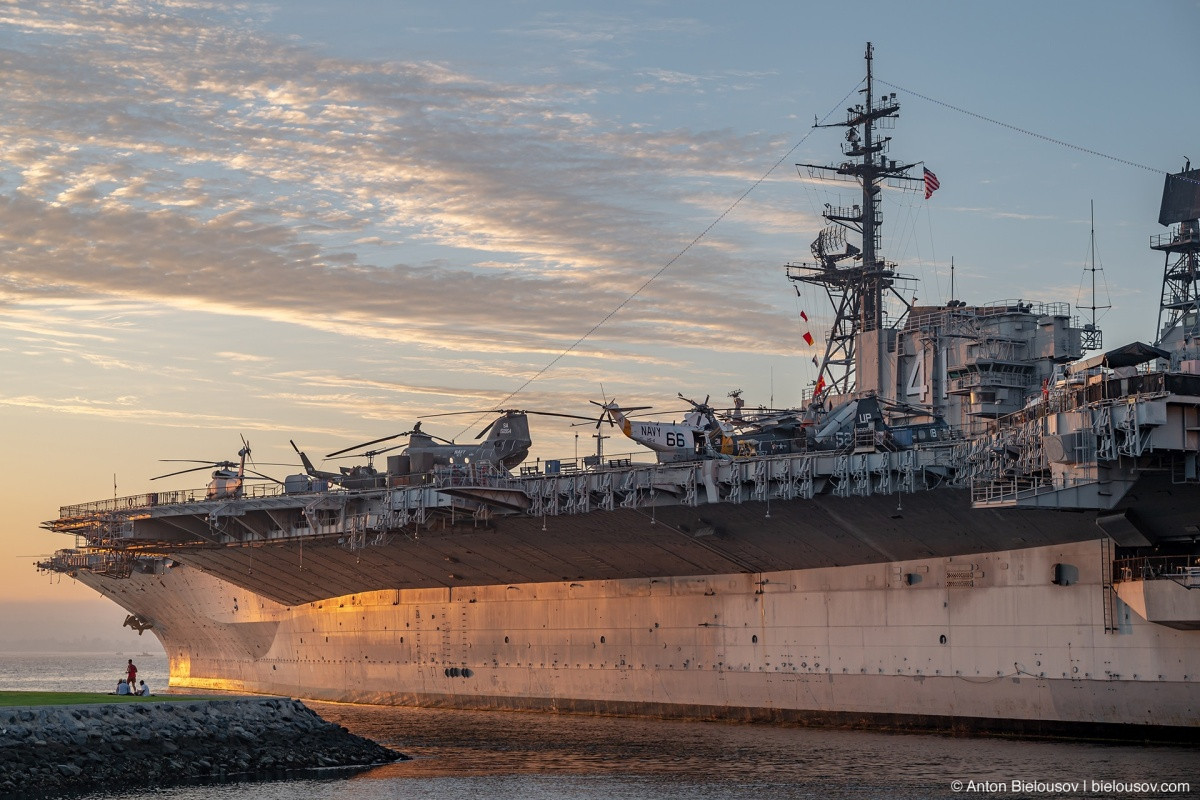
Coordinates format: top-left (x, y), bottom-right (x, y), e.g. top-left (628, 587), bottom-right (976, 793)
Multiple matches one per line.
top-left (40, 44), bottom-right (1200, 740)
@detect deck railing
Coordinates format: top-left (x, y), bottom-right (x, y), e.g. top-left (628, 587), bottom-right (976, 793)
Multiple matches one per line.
top-left (1113, 555), bottom-right (1200, 586)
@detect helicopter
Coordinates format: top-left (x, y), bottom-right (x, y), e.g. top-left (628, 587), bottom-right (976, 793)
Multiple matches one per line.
top-left (593, 391), bottom-right (825, 462)
top-left (416, 409), bottom-right (600, 471)
top-left (291, 437), bottom-right (392, 490)
top-left (291, 410), bottom-right (591, 488)
top-left (291, 421), bottom-right (464, 489)
top-left (151, 437), bottom-right (280, 499)
top-left (594, 394), bottom-right (741, 463)
top-left (719, 391), bottom-right (814, 454)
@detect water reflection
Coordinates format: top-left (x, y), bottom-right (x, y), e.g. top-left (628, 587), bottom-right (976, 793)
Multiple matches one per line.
top-left (10, 653), bottom-right (1193, 799)
top-left (62, 699), bottom-right (1200, 799)
top-left (316, 702), bottom-right (1197, 798)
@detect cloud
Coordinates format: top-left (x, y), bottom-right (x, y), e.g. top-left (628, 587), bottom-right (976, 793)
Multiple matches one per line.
top-left (0, 1), bottom-right (813, 372)
top-left (0, 0), bottom-right (834, 474)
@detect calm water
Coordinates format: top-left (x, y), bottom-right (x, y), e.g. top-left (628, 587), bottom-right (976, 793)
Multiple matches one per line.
top-left (0, 651), bottom-right (169, 696)
top-left (3, 653), bottom-right (1195, 799)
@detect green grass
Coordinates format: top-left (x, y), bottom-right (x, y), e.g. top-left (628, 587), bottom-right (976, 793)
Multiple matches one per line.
top-left (0, 691), bottom-right (202, 707)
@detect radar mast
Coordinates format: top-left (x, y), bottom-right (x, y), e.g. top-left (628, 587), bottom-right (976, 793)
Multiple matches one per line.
top-left (1152, 160), bottom-right (1200, 349)
top-left (787, 42), bottom-right (924, 401)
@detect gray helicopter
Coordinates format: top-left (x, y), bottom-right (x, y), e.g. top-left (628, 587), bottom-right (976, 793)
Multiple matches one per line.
top-left (291, 409), bottom-right (591, 489)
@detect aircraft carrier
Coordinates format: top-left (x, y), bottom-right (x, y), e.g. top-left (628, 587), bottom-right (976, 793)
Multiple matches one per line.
top-left (40, 44), bottom-right (1200, 740)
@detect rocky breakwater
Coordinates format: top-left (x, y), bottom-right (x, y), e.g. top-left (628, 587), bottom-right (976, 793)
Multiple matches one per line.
top-left (0, 697), bottom-right (404, 797)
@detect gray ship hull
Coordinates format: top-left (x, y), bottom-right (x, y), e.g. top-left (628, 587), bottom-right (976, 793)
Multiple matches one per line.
top-left (81, 534), bottom-right (1199, 740)
top-left (136, 488), bottom-right (1109, 607)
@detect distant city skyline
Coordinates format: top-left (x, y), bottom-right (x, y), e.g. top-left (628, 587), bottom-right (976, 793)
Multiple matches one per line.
top-left (1, 0), bottom-right (1196, 640)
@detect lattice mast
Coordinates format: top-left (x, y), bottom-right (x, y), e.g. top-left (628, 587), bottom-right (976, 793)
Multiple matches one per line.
top-left (787, 42), bottom-right (922, 399)
top-left (1079, 200), bottom-right (1107, 351)
top-left (1152, 161), bottom-right (1200, 349)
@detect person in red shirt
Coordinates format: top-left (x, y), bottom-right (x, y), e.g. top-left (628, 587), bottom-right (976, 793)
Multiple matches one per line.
top-left (126, 659), bottom-right (137, 685)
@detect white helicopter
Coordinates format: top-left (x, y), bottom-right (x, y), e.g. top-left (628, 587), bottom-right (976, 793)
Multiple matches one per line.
top-left (151, 437), bottom-right (281, 499)
top-left (592, 394), bottom-right (739, 463)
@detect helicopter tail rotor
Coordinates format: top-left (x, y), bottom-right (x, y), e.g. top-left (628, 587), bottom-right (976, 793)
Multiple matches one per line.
top-left (587, 399), bottom-right (652, 428)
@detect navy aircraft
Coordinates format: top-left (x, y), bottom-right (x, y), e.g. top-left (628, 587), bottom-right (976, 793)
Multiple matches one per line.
top-left (594, 395), bottom-right (741, 462)
top-left (151, 437), bottom-right (280, 499)
top-left (593, 392), bottom-right (823, 463)
top-left (291, 410), bottom-right (590, 488)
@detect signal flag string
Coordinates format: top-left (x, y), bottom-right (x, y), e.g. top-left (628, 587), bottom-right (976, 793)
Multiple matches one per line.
top-left (466, 75), bottom-right (1187, 438)
top-left (793, 286), bottom-right (826, 396)
top-left (460, 81), bottom-right (866, 435)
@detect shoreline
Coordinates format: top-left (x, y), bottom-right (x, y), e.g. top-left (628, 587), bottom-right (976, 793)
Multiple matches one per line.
top-left (0, 696), bottom-right (406, 797)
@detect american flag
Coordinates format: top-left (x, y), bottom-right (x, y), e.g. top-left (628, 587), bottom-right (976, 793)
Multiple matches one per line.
top-left (924, 167), bottom-right (940, 199)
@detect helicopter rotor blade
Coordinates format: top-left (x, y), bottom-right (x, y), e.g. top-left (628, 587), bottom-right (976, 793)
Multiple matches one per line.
top-left (421, 409), bottom-right (508, 418)
top-left (587, 400), bottom-right (652, 428)
top-left (328, 443), bottom-right (407, 460)
top-left (325, 433), bottom-right (403, 459)
top-left (522, 410), bottom-right (601, 423)
top-left (391, 421), bottom-right (454, 444)
top-left (425, 409), bottom-right (595, 422)
top-left (587, 400), bottom-right (652, 413)
top-left (588, 400), bottom-right (612, 429)
top-left (151, 464), bottom-right (221, 481)
top-left (244, 469), bottom-right (282, 484)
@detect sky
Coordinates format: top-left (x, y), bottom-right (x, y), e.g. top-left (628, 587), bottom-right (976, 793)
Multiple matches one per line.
top-left (1, 0), bottom-right (1197, 649)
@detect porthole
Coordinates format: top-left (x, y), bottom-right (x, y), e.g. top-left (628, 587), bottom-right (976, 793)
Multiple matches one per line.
top-left (752, 635), bottom-right (758, 644)
top-left (939, 634), bottom-right (947, 645)
top-left (600, 636), bottom-right (606, 644)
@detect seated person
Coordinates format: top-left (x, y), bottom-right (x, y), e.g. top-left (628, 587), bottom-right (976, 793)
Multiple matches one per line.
top-left (138, 680), bottom-right (150, 696)
top-left (116, 678), bottom-right (131, 695)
